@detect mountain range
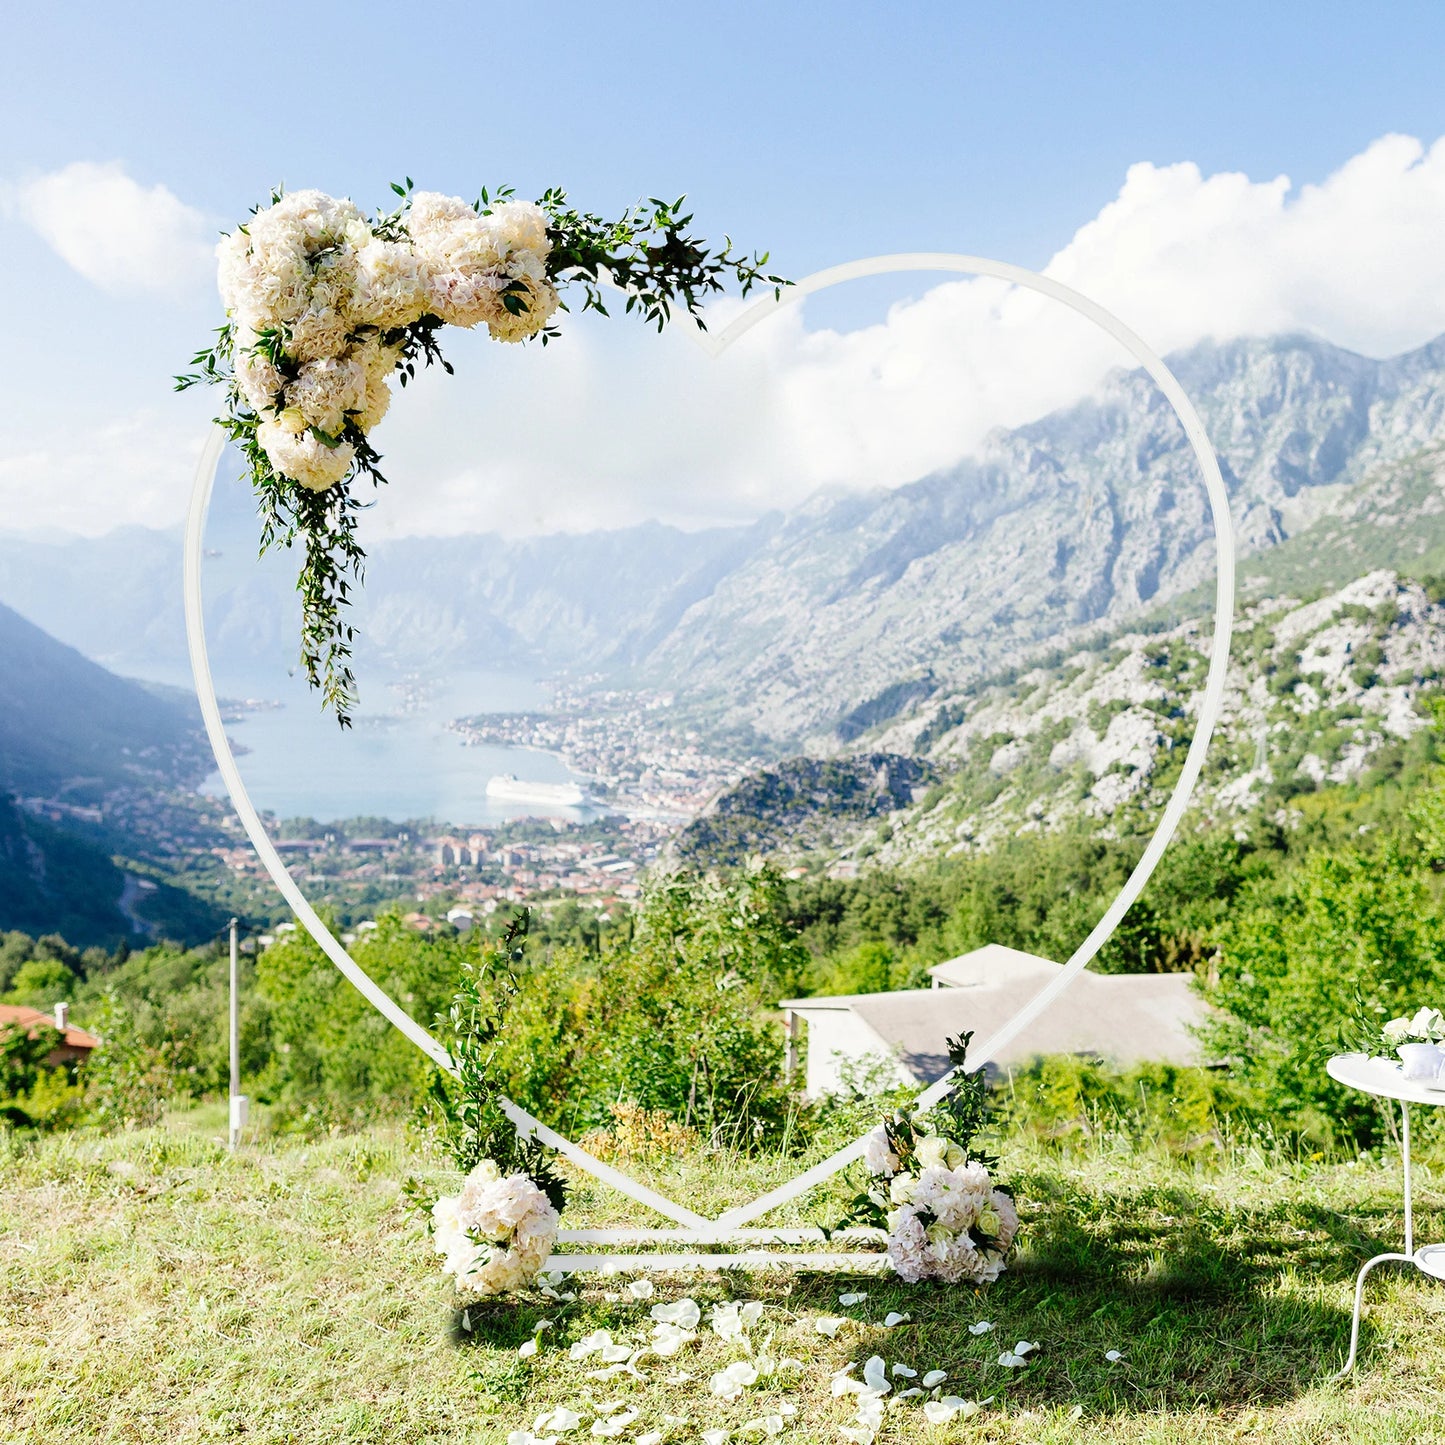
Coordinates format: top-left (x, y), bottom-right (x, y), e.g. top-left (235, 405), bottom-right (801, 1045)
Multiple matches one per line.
top-left (3, 332), bottom-right (1444, 753)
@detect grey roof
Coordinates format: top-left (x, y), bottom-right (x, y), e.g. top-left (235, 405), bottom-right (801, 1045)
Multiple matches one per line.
top-left (780, 967), bottom-right (1208, 1080)
top-left (927, 944), bottom-right (1063, 989)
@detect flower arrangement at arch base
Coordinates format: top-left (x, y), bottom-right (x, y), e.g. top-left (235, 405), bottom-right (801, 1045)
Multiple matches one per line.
top-left (841, 1034), bottom-right (1019, 1285)
top-left (420, 912), bottom-right (569, 1299)
top-left (415, 920), bottom-right (1019, 1302)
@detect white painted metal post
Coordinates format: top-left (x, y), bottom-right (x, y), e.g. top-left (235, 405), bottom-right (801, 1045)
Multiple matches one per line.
top-left (227, 918), bottom-right (246, 1150)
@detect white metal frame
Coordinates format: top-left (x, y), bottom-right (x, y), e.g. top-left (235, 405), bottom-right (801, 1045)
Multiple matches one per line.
top-left (1327, 1054), bottom-right (1445, 1376)
top-left (184, 254), bottom-right (1235, 1268)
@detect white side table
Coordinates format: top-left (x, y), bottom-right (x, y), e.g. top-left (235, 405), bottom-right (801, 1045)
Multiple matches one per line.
top-left (1326, 1052), bottom-right (1445, 1376)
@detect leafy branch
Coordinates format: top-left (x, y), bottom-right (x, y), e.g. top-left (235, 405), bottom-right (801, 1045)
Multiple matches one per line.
top-left (422, 910), bottom-right (568, 1213)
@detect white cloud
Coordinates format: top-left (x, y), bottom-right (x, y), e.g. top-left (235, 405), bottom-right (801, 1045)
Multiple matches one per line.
top-left (12, 160), bottom-right (215, 294)
top-left (361, 132), bottom-right (1445, 539)
top-left (7, 134), bottom-right (1445, 541)
top-left (0, 401), bottom-right (211, 537)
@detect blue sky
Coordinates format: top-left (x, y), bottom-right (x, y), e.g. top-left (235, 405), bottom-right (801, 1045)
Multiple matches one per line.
top-left (4, 1), bottom-right (1445, 537)
top-left (6, 1), bottom-right (1441, 267)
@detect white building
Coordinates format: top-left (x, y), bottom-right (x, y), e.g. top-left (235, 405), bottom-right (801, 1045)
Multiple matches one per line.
top-left (779, 943), bottom-right (1209, 1098)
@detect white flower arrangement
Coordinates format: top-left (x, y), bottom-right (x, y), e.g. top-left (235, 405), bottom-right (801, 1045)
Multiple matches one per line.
top-left (863, 1126), bottom-right (1018, 1285)
top-left (1383, 1005), bottom-right (1445, 1047)
top-left (838, 1032), bottom-right (1018, 1286)
top-left (418, 912), bottom-right (569, 1299)
top-left (431, 1158), bottom-right (560, 1297)
top-left (181, 181), bottom-right (785, 723)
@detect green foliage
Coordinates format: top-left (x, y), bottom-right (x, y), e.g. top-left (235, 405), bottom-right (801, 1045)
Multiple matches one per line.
top-left (422, 911), bottom-right (567, 1212)
top-left (1201, 815), bottom-right (1445, 1147)
top-left (996, 1055), bottom-right (1258, 1155)
top-left (252, 914), bottom-right (463, 1130)
top-left (83, 989), bottom-right (188, 1130)
top-left (488, 865), bottom-right (805, 1146)
top-left (3, 956), bottom-right (77, 1009)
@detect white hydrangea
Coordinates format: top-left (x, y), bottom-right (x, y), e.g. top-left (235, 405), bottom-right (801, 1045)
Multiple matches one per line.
top-left (431, 1159), bottom-right (560, 1299)
top-left (489, 199), bottom-right (551, 258)
top-left (352, 238), bottom-right (429, 330)
top-left (287, 355), bottom-right (366, 435)
top-left (913, 1161), bottom-right (991, 1232)
top-left (231, 335), bottom-right (285, 418)
top-left (487, 276), bottom-right (559, 344)
top-left (256, 418), bottom-right (356, 491)
top-left (405, 189), bottom-right (478, 242)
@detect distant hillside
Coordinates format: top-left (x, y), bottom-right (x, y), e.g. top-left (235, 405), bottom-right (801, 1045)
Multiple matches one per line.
top-left (0, 601), bottom-right (209, 800)
top-left (674, 753), bottom-right (935, 866)
top-left (0, 605), bottom-right (224, 948)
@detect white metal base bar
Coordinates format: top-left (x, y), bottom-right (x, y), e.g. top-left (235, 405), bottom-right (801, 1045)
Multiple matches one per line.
top-left (547, 1253), bottom-right (893, 1273)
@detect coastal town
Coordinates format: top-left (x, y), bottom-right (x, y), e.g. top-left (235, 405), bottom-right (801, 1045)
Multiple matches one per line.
top-left (185, 681), bottom-right (770, 929)
top-left (447, 681), bottom-right (762, 820)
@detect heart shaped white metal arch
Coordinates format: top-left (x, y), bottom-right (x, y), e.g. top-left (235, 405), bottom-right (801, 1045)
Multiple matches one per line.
top-left (185, 253), bottom-right (1234, 1259)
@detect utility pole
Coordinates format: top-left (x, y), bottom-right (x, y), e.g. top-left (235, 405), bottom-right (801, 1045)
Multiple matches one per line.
top-left (228, 918), bottom-right (248, 1150)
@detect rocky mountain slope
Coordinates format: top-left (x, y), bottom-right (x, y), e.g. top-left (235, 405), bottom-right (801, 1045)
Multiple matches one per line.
top-left (676, 567), bottom-right (1445, 873)
top-left (5, 334), bottom-right (1444, 738)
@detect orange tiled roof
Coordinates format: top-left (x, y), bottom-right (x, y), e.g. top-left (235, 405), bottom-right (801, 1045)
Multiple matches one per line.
top-left (0, 1004), bottom-right (101, 1050)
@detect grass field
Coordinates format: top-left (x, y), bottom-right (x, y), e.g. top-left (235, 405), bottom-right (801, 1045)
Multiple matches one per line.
top-left (4, 1104), bottom-right (1445, 1444)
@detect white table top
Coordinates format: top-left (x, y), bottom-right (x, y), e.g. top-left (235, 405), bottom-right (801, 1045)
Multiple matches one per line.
top-left (1328, 1052), bottom-right (1445, 1106)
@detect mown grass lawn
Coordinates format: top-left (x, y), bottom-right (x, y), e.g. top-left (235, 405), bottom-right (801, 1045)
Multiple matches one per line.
top-left (4, 1104), bottom-right (1445, 1444)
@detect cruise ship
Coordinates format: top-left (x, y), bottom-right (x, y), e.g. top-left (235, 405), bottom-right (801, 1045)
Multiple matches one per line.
top-left (485, 774), bottom-right (588, 808)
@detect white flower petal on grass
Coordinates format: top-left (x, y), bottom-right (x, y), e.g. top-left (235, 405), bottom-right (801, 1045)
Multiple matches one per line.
top-left (461, 1309), bottom-right (471, 1332)
top-left (600, 1342), bottom-right (633, 1364)
top-left (882, 1312), bottom-right (911, 1328)
top-left (702, 1430), bottom-right (730, 1445)
top-left (997, 1352), bottom-right (1029, 1368)
top-left (665, 1371), bottom-right (694, 1385)
top-left (922, 1370), bottom-right (947, 1387)
top-left (1014, 1340), bottom-right (1039, 1356)
top-left (636, 1435), bottom-right (663, 1445)
top-left (651, 1322), bottom-right (697, 1357)
top-left (814, 1316), bottom-right (846, 1337)
top-left (897, 1387), bottom-right (923, 1399)
top-left (854, 1394), bottom-right (886, 1429)
top-left (891, 1364), bottom-right (917, 1377)
top-left (570, 1329), bottom-right (615, 1361)
top-left (838, 1291), bottom-right (868, 1306)
top-left (535, 1408), bottom-right (582, 1434)
top-left (967, 1320), bottom-right (993, 1336)
top-left (710, 1360), bottom-right (761, 1399)
top-left (922, 1397), bottom-right (981, 1424)
top-left (627, 1280), bottom-right (656, 1300)
top-left (651, 1299), bottom-right (702, 1331)
top-left (837, 1429), bottom-right (875, 1445)
top-left (777, 1402), bottom-right (798, 1417)
top-left (742, 1417), bottom-right (784, 1437)
top-left (830, 1364), bottom-right (864, 1397)
top-left (775, 1358), bottom-right (804, 1375)
top-left (861, 1357), bottom-right (891, 1394)
top-left (519, 1337), bottom-right (539, 1358)
top-left (1105, 1349), bottom-right (1125, 1363)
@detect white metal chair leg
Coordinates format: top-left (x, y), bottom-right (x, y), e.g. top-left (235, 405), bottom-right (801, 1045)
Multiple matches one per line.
top-left (1335, 1252), bottom-right (1413, 1379)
